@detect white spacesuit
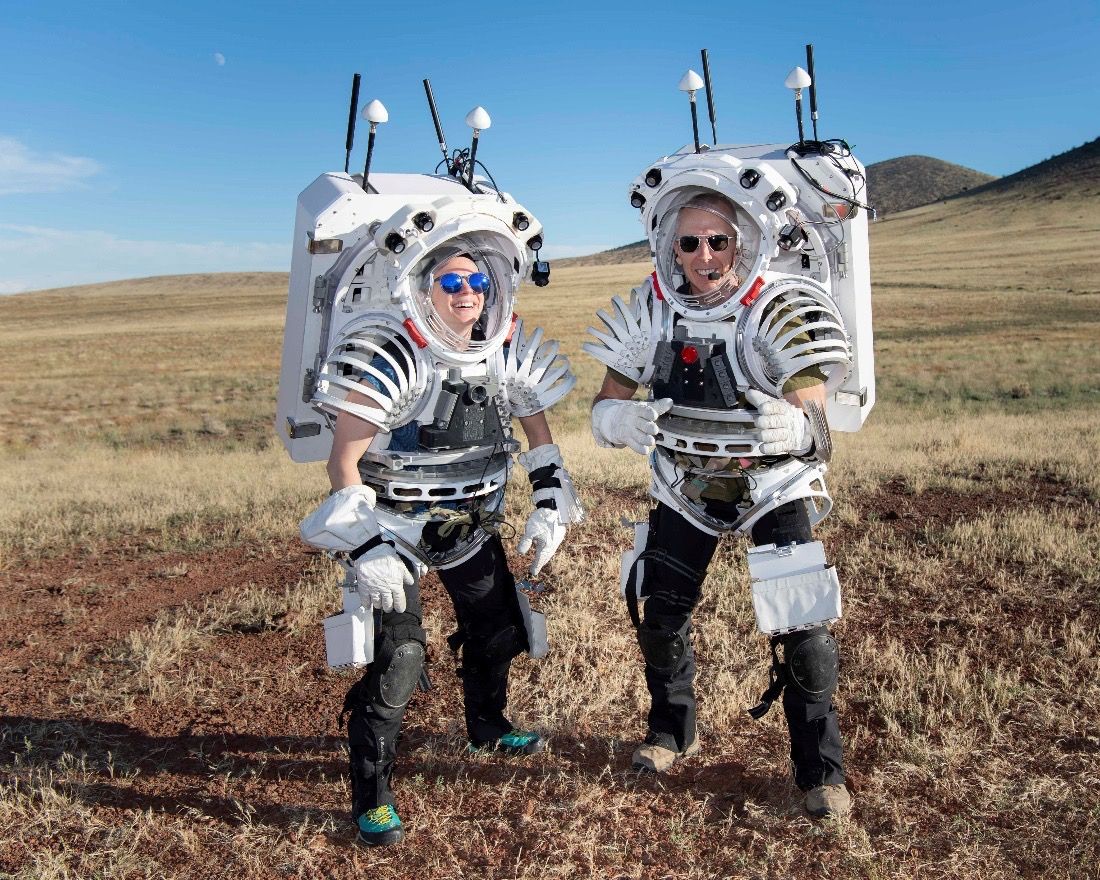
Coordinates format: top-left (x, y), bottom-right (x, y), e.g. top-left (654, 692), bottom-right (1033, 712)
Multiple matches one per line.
top-left (585, 102), bottom-right (874, 817)
top-left (276, 102), bottom-right (581, 845)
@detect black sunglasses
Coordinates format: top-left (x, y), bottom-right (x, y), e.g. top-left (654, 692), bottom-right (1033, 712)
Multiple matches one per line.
top-left (678, 234), bottom-right (731, 253)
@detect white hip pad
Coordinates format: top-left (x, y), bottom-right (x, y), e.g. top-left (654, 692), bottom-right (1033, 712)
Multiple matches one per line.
top-left (323, 587), bottom-right (375, 668)
top-left (747, 541), bottom-right (841, 635)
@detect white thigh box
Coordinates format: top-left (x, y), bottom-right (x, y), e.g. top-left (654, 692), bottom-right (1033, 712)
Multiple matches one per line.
top-left (323, 588), bottom-right (375, 668)
top-left (747, 541), bottom-right (841, 635)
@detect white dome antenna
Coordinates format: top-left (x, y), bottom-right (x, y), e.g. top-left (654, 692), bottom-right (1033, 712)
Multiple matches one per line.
top-left (465, 106), bottom-right (491, 130)
top-left (360, 99), bottom-right (388, 192)
top-left (464, 106), bottom-right (491, 189)
top-left (363, 99), bottom-right (389, 124)
top-left (679, 69), bottom-right (705, 153)
top-left (784, 67), bottom-right (812, 148)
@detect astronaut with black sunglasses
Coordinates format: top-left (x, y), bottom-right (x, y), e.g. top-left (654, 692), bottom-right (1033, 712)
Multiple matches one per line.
top-left (586, 134), bottom-right (874, 820)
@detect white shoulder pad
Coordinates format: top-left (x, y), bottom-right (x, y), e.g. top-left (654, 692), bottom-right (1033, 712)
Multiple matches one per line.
top-left (582, 274), bottom-right (667, 386)
top-left (312, 320), bottom-right (430, 431)
top-left (501, 319), bottom-right (577, 417)
top-left (740, 280), bottom-right (852, 398)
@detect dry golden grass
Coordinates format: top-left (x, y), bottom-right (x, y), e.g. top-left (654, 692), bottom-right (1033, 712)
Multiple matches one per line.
top-left (1, 187), bottom-right (1099, 878)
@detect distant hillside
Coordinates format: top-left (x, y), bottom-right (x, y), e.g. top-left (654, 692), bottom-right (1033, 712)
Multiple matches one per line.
top-left (557, 240), bottom-right (649, 267)
top-left (867, 155), bottom-right (995, 215)
top-left (953, 136), bottom-right (1100, 202)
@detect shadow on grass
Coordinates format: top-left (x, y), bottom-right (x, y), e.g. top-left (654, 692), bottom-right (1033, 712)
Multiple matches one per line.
top-left (1, 716), bottom-right (793, 840)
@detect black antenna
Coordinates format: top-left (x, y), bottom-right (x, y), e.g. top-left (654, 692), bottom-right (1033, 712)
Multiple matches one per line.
top-left (700, 49), bottom-right (718, 144)
top-left (360, 100), bottom-right (388, 192)
top-left (679, 71), bottom-right (704, 153)
top-left (422, 78), bottom-right (450, 171)
top-left (805, 44), bottom-right (819, 141)
top-left (344, 73), bottom-right (361, 174)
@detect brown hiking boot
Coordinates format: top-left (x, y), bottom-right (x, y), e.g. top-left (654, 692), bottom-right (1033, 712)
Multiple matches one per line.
top-left (804, 783), bottom-right (852, 818)
top-left (631, 731), bottom-right (701, 773)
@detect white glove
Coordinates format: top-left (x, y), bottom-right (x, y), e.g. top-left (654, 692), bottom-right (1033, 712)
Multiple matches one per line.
top-left (591, 397), bottom-right (673, 455)
top-left (355, 544), bottom-right (413, 614)
top-left (745, 389), bottom-right (810, 456)
top-left (517, 507), bottom-right (567, 576)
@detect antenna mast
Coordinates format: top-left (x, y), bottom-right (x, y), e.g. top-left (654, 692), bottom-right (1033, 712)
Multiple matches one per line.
top-left (700, 49), bottom-right (718, 145)
top-left (343, 73), bottom-right (361, 174)
top-left (805, 44), bottom-right (819, 142)
top-left (422, 78), bottom-right (451, 172)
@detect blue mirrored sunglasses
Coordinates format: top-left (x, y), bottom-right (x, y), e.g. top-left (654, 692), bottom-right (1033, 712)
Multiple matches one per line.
top-left (437, 271), bottom-right (491, 295)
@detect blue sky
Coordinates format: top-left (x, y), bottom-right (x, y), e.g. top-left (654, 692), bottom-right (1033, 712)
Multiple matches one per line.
top-left (1, 0), bottom-right (1097, 292)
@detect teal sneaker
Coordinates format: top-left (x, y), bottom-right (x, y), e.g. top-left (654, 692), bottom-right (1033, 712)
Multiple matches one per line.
top-left (356, 805), bottom-right (404, 847)
top-left (472, 730), bottom-right (545, 755)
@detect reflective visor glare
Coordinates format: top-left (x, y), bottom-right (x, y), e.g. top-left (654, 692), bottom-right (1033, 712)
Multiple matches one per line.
top-left (678, 234), bottom-right (730, 253)
top-left (438, 272), bottom-right (491, 294)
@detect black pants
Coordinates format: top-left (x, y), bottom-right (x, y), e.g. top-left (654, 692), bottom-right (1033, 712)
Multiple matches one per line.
top-left (638, 500), bottom-right (846, 791)
top-left (344, 535), bottom-right (527, 816)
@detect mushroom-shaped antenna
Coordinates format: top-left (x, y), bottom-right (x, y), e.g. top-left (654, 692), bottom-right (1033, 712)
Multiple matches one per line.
top-left (360, 99), bottom-right (388, 193)
top-left (464, 106), bottom-right (491, 189)
top-left (784, 67), bottom-right (812, 90)
top-left (362, 99), bottom-right (389, 124)
top-left (784, 68), bottom-right (812, 147)
top-left (465, 106), bottom-right (491, 131)
top-left (679, 69), bottom-right (705, 92)
top-left (678, 70), bottom-right (705, 153)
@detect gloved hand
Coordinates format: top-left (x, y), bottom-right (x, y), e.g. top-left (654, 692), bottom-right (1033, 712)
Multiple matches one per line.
top-left (591, 397), bottom-right (674, 455)
top-left (517, 507), bottom-right (567, 576)
top-left (745, 389), bottom-right (810, 456)
top-left (354, 544), bottom-right (413, 614)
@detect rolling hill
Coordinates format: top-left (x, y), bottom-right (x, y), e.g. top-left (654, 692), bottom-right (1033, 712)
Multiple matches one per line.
top-left (866, 155), bottom-right (995, 215)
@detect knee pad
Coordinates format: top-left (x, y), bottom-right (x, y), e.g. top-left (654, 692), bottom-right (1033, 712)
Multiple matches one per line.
top-left (783, 629), bottom-right (839, 702)
top-left (636, 620), bottom-right (690, 673)
top-left (366, 624), bottom-right (426, 715)
top-left (463, 623), bottom-right (526, 673)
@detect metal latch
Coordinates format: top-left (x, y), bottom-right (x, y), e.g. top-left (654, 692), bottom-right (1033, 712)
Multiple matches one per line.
top-left (286, 417), bottom-right (322, 439)
top-left (313, 275), bottom-right (330, 313)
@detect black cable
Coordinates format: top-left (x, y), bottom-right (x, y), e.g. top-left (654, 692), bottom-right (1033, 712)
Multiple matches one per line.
top-left (787, 138), bottom-right (877, 220)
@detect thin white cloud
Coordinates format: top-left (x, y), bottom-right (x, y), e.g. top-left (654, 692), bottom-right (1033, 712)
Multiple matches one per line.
top-left (0, 224), bottom-right (286, 294)
top-left (214, 52), bottom-right (226, 66)
top-left (0, 137), bottom-right (102, 195)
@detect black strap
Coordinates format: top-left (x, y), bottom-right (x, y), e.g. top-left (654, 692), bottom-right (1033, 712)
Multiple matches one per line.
top-left (528, 463), bottom-right (562, 492)
top-left (748, 637), bottom-right (787, 720)
top-left (348, 534), bottom-right (393, 562)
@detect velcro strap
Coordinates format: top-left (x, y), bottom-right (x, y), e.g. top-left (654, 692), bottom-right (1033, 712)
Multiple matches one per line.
top-left (536, 498), bottom-right (558, 510)
top-left (348, 534), bottom-right (393, 562)
top-left (528, 464), bottom-right (562, 491)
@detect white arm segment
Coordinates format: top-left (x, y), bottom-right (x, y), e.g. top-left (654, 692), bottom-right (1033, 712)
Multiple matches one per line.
top-left (299, 484), bottom-right (381, 551)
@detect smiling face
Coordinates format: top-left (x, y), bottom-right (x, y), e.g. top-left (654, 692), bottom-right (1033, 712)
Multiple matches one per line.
top-left (428, 255), bottom-right (485, 338)
top-left (673, 206), bottom-right (740, 299)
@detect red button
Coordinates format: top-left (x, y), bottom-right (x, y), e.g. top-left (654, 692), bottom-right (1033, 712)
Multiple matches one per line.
top-left (680, 345), bottom-right (699, 364)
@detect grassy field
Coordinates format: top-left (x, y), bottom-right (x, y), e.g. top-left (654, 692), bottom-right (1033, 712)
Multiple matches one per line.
top-left (1, 187), bottom-right (1098, 879)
